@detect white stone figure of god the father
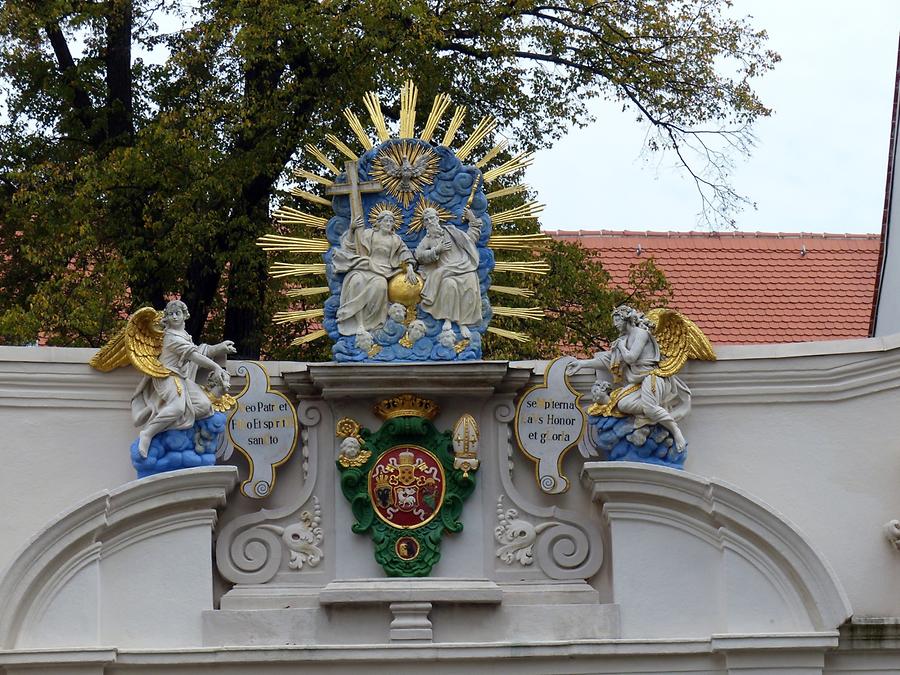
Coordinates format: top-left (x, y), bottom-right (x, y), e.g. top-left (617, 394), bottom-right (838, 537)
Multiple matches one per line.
top-left (333, 210), bottom-right (417, 335)
top-left (415, 207), bottom-right (483, 338)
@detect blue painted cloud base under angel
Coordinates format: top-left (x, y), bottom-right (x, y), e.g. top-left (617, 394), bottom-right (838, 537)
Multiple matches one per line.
top-left (131, 412), bottom-right (226, 478)
top-left (322, 139), bottom-right (494, 362)
top-left (587, 414), bottom-right (686, 469)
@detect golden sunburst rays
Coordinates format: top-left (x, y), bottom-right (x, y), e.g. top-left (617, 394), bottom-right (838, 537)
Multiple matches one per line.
top-left (344, 108), bottom-right (374, 151)
top-left (442, 105), bottom-right (467, 147)
top-left (487, 233), bottom-right (552, 251)
top-left (256, 234), bottom-right (330, 253)
top-left (368, 201), bottom-right (404, 228)
top-left (409, 198), bottom-right (455, 233)
top-left (286, 286), bottom-right (329, 298)
top-left (486, 327), bottom-right (531, 343)
top-left (456, 116), bottom-right (497, 162)
top-left (399, 80), bottom-right (418, 138)
top-left (272, 307), bottom-right (325, 325)
top-left (486, 183), bottom-right (527, 200)
top-left (291, 329), bottom-right (328, 346)
top-left (272, 206), bottom-right (328, 229)
top-left (325, 134), bottom-right (358, 161)
top-left (492, 306), bottom-right (545, 320)
top-left (363, 91), bottom-right (391, 142)
top-left (483, 151), bottom-right (535, 183)
top-left (267, 262), bottom-right (327, 279)
top-left (304, 144), bottom-right (341, 175)
top-left (420, 93), bottom-right (452, 142)
top-left (289, 187), bottom-right (332, 208)
top-left (489, 201), bottom-right (545, 226)
top-left (371, 140), bottom-right (440, 208)
top-left (292, 168), bottom-right (333, 187)
top-left (489, 285), bottom-right (536, 298)
top-left (476, 141), bottom-right (508, 169)
top-left (493, 260), bottom-right (552, 275)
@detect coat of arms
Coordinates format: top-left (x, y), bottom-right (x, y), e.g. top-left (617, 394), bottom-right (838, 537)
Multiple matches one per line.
top-left (336, 394), bottom-right (479, 576)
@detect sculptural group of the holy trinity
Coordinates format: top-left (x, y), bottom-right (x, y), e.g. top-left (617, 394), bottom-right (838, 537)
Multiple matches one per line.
top-left (333, 205), bottom-right (483, 350)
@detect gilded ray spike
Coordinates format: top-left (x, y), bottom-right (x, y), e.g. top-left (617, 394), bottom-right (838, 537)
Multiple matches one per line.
top-left (493, 260), bottom-right (551, 275)
top-left (476, 140), bottom-right (508, 169)
top-left (272, 206), bottom-right (328, 229)
top-left (304, 145), bottom-right (340, 175)
top-left (487, 326), bottom-right (531, 343)
top-left (489, 201), bottom-right (545, 225)
top-left (491, 306), bottom-right (545, 321)
top-left (273, 308), bottom-right (325, 325)
top-left (487, 233), bottom-right (551, 251)
top-left (256, 234), bottom-right (329, 253)
top-left (268, 262), bottom-right (326, 279)
top-left (483, 151), bottom-right (535, 183)
top-left (344, 108), bottom-right (373, 150)
top-left (486, 184), bottom-right (528, 200)
top-left (489, 285), bottom-right (536, 298)
top-left (441, 106), bottom-right (466, 147)
top-left (399, 80), bottom-right (418, 138)
top-left (456, 116), bottom-right (497, 161)
top-left (291, 329), bottom-right (327, 346)
top-left (292, 168), bottom-right (333, 187)
top-left (286, 286), bottom-right (329, 298)
top-left (420, 93), bottom-right (452, 142)
top-left (290, 187), bottom-right (332, 207)
top-left (363, 91), bottom-right (390, 142)
top-left (326, 134), bottom-right (358, 161)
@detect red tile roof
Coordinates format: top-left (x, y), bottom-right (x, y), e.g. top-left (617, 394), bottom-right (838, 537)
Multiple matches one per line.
top-left (548, 230), bottom-right (882, 345)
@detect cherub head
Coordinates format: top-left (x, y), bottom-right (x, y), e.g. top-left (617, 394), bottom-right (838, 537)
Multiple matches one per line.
top-left (407, 320), bottom-right (426, 342)
top-left (438, 327), bottom-right (456, 348)
top-left (206, 368), bottom-right (231, 398)
top-left (339, 436), bottom-right (361, 459)
top-left (355, 329), bottom-right (374, 351)
top-left (388, 302), bottom-right (406, 323)
top-left (162, 299), bottom-right (190, 328)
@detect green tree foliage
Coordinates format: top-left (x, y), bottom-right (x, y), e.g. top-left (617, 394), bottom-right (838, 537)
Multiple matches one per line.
top-left (0, 0), bottom-right (777, 354)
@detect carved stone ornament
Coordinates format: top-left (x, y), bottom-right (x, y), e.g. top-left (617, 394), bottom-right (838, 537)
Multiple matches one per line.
top-left (88, 301), bottom-right (236, 477)
top-left (494, 496), bottom-right (554, 567)
top-left (260, 497), bottom-right (324, 570)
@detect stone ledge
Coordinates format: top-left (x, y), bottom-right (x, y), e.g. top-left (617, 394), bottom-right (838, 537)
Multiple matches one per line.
top-left (318, 578), bottom-right (503, 605)
top-left (286, 361), bottom-right (533, 398)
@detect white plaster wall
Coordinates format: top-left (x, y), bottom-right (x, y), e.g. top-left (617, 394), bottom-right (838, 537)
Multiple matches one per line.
top-left (3, 336), bottom-right (900, 620)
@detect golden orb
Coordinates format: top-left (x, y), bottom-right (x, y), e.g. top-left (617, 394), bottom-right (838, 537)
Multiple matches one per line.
top-left (388, 272), bottom-right (423, 307)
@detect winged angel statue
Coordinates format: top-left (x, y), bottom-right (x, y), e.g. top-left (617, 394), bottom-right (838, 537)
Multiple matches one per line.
top-left (567, 306), bottom-right (715, 465)
top-left (90, 301), bottom-right (236, 464)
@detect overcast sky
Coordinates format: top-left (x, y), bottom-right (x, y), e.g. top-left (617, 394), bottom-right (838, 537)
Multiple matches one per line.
top-left (529, 0), bottom-right (900, 235)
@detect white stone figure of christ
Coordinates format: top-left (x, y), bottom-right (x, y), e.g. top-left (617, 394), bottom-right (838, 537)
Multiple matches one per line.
top-left (333, 210), bottom-right (417, 336)
top-left (415, 207), bottom-right (483, 338)
top-left (131, 300), bottom-right (235, 458)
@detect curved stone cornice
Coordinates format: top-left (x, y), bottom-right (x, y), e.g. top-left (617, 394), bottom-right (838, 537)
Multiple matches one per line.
top-left (582, 462), bottom-right (851, 637)
top-left (0, 467), bottom-right (238, 649)
top-left (548, 333), bottom-right (900, 405)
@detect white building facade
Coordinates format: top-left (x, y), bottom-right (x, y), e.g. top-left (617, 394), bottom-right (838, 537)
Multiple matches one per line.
top-left (0, 340), bottom-right (898, 674)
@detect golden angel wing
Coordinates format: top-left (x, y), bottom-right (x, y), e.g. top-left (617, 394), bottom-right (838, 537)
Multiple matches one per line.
top-left (126, 307), bottom-right (170, 378)
top-left (89, 325), bottom-right (131, 371)
top-left (646, 308), bottom-right (716, 378)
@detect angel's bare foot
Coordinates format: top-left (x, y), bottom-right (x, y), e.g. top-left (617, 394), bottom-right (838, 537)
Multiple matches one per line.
top-left (138, 430), bottom-right (153, 458)
top-left (460, 325), bottom-right (471, 339)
